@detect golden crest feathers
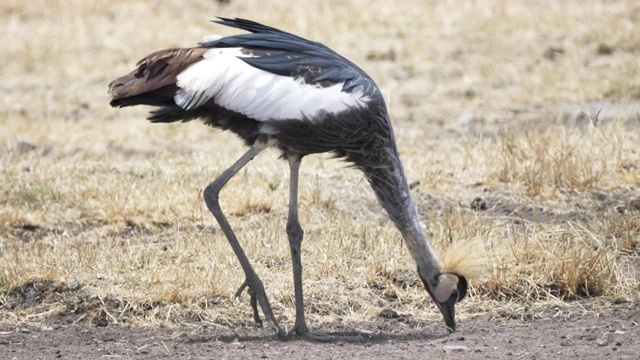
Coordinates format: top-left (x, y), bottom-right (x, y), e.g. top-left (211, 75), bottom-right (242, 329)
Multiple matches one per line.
top-left (440, 238), bottom-right (491, 279)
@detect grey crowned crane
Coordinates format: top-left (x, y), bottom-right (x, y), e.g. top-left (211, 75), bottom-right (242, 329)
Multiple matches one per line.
top-left (109, 17), bottom-right (473, 339)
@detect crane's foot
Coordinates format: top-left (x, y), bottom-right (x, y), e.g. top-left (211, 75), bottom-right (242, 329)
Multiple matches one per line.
top-left (287, 327), bottom-right (334, 342)
top-left (286, 319), bottom-right (308, 337)
top-left (235, 276), bottom-right (284, 336)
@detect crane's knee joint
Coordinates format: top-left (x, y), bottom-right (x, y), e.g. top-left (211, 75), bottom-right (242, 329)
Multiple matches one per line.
top-left (286, 222), bottom-right (304, 244)
top-left (203, 182), bottom-right (222, 205)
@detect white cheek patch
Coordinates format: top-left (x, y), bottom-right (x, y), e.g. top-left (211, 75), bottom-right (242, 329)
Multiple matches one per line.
top-left (434, 274), bottom-right (459, 303)
top-left (175, 47), bottom-right (370, 121)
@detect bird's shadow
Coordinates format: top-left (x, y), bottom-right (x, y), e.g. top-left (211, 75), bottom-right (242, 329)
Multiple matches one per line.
top-left (181, 327), bottom-right (450, 345)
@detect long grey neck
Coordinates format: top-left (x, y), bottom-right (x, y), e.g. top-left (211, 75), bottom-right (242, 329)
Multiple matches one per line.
top-left (358, 142), bottom-right (442, 278)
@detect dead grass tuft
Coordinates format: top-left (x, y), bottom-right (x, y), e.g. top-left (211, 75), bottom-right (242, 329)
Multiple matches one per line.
top-left (490, 125), bottom-right (613, 198)
top-left (230, 200), bottom-right (272, 217)
top-left (484, 223), bottom-right (619, 301)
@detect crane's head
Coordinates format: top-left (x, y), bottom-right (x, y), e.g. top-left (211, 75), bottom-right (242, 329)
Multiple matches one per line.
top-left (415, 238), bottom-right (487, 332)
top-left (419, 272), bottom-right (468, 332)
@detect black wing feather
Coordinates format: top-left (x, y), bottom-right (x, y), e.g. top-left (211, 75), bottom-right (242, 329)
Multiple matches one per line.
top-left (199, 18), bottom-right (377, 94)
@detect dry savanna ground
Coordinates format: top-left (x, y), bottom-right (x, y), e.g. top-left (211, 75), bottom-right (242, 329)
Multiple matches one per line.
top-left (1, 0), bottom-right (639, 359)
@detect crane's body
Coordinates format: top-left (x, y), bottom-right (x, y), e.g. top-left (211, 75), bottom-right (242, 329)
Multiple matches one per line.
top-left (109, 18), bottom-right (468, 339)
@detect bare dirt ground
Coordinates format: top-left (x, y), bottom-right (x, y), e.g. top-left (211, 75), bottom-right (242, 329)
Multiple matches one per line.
top-left (2, 0), bottom-right (640, 359)
top-left (2, 300), bottom-right (639, 359)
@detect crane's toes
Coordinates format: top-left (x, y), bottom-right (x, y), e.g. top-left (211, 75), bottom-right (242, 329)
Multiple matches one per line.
top-left (248, 287), bottom-right (263, 327)
top-left (303, 332), bottom-right (336, 342)
top-left (234, 280), bottom-right (249, 298)
top-left (235, 280), bottom-right (263, 326)
top-left (234, 277), bottom-right (283, 335)
top-left (286, 322), bottom-right (308, 337)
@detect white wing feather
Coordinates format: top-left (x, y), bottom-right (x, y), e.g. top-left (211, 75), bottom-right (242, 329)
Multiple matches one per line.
top-left (175, 48), bottom-right (370, 121)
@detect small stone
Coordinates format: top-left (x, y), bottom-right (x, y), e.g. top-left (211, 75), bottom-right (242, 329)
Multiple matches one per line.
top-left (68, 279), bottom-right (80, 291)
top-left (20, 328), bottom-right (31, 334)
top-left (136, 344), bottom-right (150, 354)
top-left (597, 332), bottom-right (612, 346)
top-left (560, 339), bottom-right (572, 347)
top-left (94, 317), bottom-right (108, 327)
top-left (17, 137), bottom-right (37, 154)
top-left (621, 162), bottom-right (636, 171)
top-left (597, 43), bottom-right (614, 55)
top-left (443, 345), bottom-right (470, 353)
top-left (612, 297), bottom-right (629, 305)
top-left (378, 308), bottom-right (399, 319)
top-left (544, 46), bottom-right (564, 60)
top-left (470, 197), bottom-right (487, 211)
top-left (231, 339), bottom-right (245, 349)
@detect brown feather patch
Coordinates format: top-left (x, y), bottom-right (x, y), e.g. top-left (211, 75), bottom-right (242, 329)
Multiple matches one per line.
top-left (108, 47), bottom-right (208, 101)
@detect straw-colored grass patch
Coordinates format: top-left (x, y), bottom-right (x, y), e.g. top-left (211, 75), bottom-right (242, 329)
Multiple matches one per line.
top-left (1, 0), bottom-right (639, 328)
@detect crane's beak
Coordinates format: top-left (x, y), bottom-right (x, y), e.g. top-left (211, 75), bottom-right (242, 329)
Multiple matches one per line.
top-left (421, 272), bottom-right (467, 333)
top-left (435, 295), bottom-right (458, 332)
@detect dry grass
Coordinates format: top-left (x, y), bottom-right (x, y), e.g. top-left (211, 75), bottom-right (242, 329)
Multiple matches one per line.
top-left (490, 123), bottom-right (635, 197)
top-left (1, 0), bottom-right (639, 328)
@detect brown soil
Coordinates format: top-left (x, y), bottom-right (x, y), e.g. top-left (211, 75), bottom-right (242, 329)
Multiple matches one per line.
top-left (1, 299), bottom-right (638, 359)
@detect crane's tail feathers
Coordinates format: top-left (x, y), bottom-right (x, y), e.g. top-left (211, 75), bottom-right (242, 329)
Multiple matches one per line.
top-left (108, 47), bottom-right (207, 108)
top-left (440, 238), bottom-right (491, 280)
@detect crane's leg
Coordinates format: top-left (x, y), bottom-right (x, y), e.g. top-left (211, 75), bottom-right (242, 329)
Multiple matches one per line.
top-left (284, 155), bottom-right (308, 336)
top-left (284, 156), bottom-right (362, 342)
top-left (203, 139), bottom-right (283, 336)
top-left (284, 155), bottom-right (335, 341)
